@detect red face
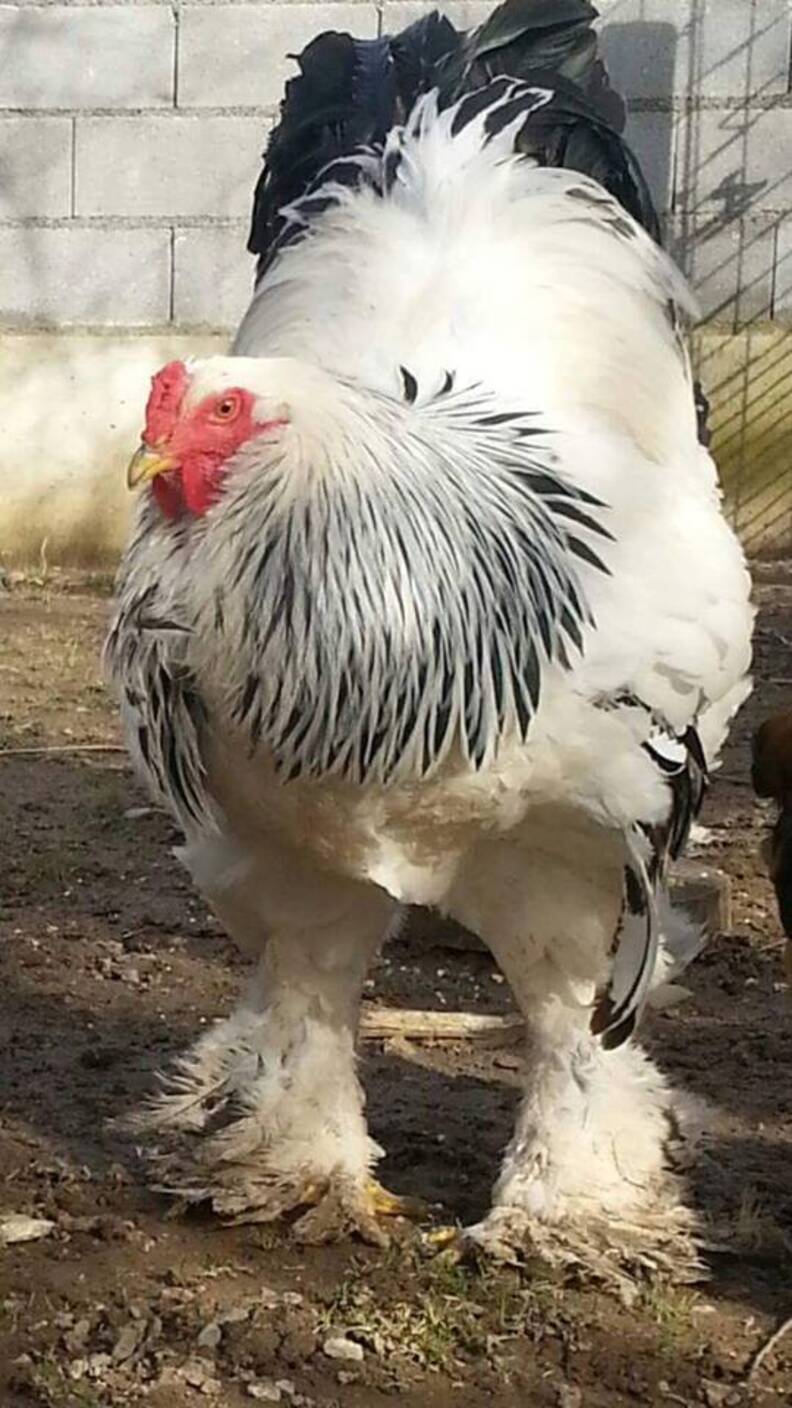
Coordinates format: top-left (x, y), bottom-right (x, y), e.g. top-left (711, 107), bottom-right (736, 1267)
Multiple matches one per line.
top-left (135, 361), bottom-right (287, 519)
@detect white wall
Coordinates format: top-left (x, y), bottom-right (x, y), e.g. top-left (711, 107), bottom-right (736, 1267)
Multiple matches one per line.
top-left (4, 332), bottom-right (225, 562)
top-left (2, 1), bottom-right (791, 560)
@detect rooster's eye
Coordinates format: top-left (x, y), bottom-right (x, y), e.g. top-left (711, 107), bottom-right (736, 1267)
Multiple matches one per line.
top-left (213, 394), bottom-right (240, 422)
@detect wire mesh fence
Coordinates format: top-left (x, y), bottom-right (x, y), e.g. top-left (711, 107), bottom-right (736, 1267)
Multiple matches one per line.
top-left (601, 0), bottom-right (792, 553)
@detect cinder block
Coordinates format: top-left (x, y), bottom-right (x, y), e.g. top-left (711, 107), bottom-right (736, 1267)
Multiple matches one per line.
top-left (0, 116), bottom-right (72, 218)
top-left (75, 116), bottom-right (266, 219)
top-left (179, 4), bottom-right (378, 109)
top-left (670, 214), bottom-right (777, 327)
top-left (624, 110), bottom-right (675, 213)
top-left (599, 1), bottom-right (791, 100)
top-left (675, 107), bottom-right (792, 218)
top-left (173, 226), bottom-right (256, 329)
top-left (0, 5), bottom-right (174, 109)
top-left (0, 226), bottom-right (171, 326)
top-left (379, 1), bottom-right (492, 34)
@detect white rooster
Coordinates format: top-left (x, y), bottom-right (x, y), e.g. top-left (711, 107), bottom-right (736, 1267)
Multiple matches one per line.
top-left (106, 0), bottom-right (753, 1273)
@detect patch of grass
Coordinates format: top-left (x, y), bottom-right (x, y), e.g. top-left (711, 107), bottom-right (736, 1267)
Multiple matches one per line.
top-left (733, 1188), bottom-right (792, 1257)
top-left (29, 1356), bottom-right (103, 1408)
top-left (641, 1285), bottom-right (698, 1357)
top-left (318, 1244), bottom-right (558, 1374)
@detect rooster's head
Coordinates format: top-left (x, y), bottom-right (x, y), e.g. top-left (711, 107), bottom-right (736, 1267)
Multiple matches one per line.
top-left (127, 358), bottom-right (291, 519)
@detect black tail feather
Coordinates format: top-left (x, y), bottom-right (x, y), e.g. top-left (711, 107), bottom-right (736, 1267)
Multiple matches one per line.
top-left (436, 0), bottom-right (621, 122)
top-left (247, 0), bottom-right (659, 273)
top-left (390, 12), bottom-right (460, 117)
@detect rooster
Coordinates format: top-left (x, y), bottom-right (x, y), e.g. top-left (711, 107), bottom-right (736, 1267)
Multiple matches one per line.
top-left (106, 0), bottom-right (753, 1274)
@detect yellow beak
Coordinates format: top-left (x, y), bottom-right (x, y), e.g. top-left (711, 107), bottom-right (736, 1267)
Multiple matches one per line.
top-left (126, 443), bottom-right (176, 489)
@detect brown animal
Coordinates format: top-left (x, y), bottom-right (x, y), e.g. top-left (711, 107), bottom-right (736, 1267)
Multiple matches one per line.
top-left (751, 712), bottom-right (792, 971)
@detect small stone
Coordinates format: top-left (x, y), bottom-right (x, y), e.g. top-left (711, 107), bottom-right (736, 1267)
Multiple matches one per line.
top-left (63, 1318), bottom-right (92, 1354)
top-left (146, 1313), bottom-right (163, 1346)
top-left (68, 1359), bottom-right (88, 1381)
top-left (85, 1353), bottom-right (112, 1379)
top-left (246, 1384), bottom-right (282, 1403)
top-left (112, 1321), bottom-right (145, 1363)
top-left (616, 1279), bottom-right (639, 1310)
top-left (0, 1214), bottom-right (55, 1245)
top-left (702, 1383), bottom-right (732, 1408)
top-left (558, 1386), bottom-right (583, 1408)
top-left (220, 1304), bottom-right (252, 1325)
top-left (182, 1357), bottom-right (216, 1388)
top-left (282, 1292), bottom-right (303, 1308)
top-left (323, 1335), bottom-right (364, 1363)
top-left (159, 1286), bottom-right (194, 1307)
top-left (197, 1321), bottom-right (222, 1352)
top-left (153, 1365), bottom-right (183, 1391)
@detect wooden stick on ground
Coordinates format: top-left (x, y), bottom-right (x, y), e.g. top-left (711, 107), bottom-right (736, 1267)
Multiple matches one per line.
top-left (360, 1007), bottom-right (524, 1047)
top-left (746, 1314), bottom-right (792, 1382)
top-left (0, 744), bottom-right (126, 758)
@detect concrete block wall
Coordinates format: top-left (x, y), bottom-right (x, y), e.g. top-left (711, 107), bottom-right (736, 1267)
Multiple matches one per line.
top-left (1, 2), bottom-right (493, 331)
top-left (3, 1), bottom-right (791, 332)
top-left (2, 1), bottom-right (791, 560)
top-left (0, 1), bottom-right (375, 330)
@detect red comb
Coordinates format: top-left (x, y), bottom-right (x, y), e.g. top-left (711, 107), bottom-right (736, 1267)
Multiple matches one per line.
top-left (144, 360), bottom-right (188, 445)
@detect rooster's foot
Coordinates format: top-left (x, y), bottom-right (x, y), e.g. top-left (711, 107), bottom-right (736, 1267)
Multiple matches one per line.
top-left (151, 1138), bottom-right (425, 1247)
top-left (425, 1205), bottom-right (704, 1298)
top-left (291, 1177), bottom-right (428, 1247)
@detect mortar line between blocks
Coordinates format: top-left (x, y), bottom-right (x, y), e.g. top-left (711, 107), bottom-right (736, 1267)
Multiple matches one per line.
top-left (173, 1), bottom-right (180, 110)
top-left (70, 116), bottom-right (76, 218)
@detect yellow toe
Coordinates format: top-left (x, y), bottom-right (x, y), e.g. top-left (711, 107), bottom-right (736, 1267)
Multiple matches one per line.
top-left (423, 1225), bottom-right (464, 1260)
top-left (299, 1178), bottom-right (328, 1207)
top-left (365, 1178), bottom-right (428, 1221)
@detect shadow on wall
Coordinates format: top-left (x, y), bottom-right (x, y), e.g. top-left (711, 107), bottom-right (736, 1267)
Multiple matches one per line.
top-left (601, 21), bottom-right (676, 216)
top-left (676, 0), bottom-right (792, 559)
top-left (601, 4), bottom-right (792, 556)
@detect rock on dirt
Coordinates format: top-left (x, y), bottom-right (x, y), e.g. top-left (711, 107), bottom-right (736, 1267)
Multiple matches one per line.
top-left (0, 1213), bottom-right (55, 1245)
top-left (322, 1334), bottom-right (365, 1362)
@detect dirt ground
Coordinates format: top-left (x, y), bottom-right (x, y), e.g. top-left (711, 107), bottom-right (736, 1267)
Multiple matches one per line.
top-left (1, 566), bottom-right (791, 1408)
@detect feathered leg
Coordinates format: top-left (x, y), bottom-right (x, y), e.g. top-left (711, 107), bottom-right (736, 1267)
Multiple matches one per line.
top-left (445, 827), bottom-right (702, 1284)
top-left (126, 835), bottom-right (405, 1243)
